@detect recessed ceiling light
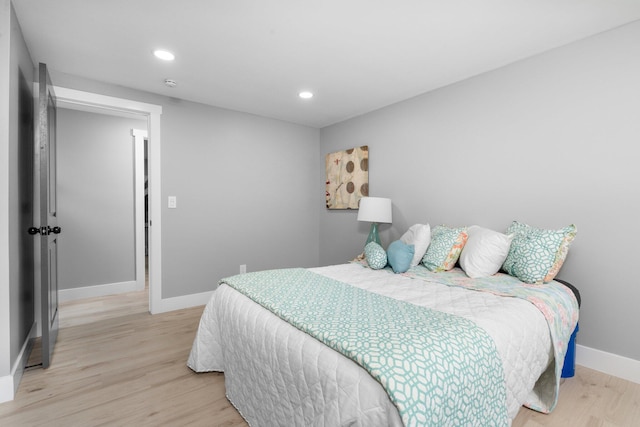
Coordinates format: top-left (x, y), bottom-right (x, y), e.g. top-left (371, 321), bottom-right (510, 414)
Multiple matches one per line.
top-left (154, 49), bottom-right (175, 61)
top-left (299, 91), bottom-right (314, 99)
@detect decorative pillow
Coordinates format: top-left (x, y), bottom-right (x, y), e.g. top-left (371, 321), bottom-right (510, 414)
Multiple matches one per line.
top-left (502, 221), bottom-right (577, 284)
top-left (364, 242), bottom-right (387, 270)
top-left (400, 223), bottom-right (431, 267)
top-left (421, 225), bottom-right (468, 272)
top-left (386, 240), bottom-right (415, 274)
top-left (459, 225), bottom-right (513, 278)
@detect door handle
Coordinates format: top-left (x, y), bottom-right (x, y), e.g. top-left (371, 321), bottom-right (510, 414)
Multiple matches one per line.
top-left (28, 226), bottom-right (62, 235)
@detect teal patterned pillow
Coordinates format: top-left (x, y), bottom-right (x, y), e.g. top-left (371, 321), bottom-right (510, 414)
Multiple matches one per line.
top-left (364, 242), bottom-right (387, 270)
top-left (502, 221), bottom-right (577, 284)
top-left (422, 226), bottom-right (468, 272)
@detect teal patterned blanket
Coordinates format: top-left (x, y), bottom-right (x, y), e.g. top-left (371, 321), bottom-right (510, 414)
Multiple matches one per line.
top-left (398, 265), bottom-right (579, 414)
top-left (221, 268), bottom-right (509, 426)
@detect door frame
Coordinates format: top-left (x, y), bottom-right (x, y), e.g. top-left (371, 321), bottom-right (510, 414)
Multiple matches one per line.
top-left (53, 87), bottom-right (163, 314)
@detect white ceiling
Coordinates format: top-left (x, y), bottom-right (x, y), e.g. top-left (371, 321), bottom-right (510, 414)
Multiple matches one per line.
top-left (13, 0), bottom-right (640, 128)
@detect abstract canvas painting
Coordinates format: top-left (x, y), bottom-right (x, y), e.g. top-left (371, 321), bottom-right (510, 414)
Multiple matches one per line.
top-left (325, 146), bottom-right (369, 209)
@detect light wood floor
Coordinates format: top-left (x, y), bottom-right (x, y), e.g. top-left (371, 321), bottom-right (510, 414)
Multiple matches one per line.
top-left (1, 288), bottom-right (638, 426)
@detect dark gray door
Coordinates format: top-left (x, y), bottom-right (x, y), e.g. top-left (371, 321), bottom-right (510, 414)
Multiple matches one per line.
top-left (38, 63), bottom-right (60, 368)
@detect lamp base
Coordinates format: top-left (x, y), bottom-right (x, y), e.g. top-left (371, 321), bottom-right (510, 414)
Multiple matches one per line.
top-left (365, 222), bottom-right (380, 247)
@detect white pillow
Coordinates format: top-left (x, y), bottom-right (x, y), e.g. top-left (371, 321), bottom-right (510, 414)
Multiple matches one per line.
top-left (460, 225), bottom-right (513, 278)
top-left (400, 223), bottom-right (431, 266)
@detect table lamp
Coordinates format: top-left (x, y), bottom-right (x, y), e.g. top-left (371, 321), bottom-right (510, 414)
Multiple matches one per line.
top-left (357, 197), bottom-right (392, 247)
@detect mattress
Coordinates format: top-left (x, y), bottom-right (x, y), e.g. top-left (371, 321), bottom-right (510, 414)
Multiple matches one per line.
top-left (188, 263), bottom-right (578, 425)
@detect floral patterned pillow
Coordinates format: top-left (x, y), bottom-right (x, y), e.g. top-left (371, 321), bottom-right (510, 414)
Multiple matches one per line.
top-left (421, 226), bottom-right (468, 272)
top-left (364, 241), bottom-right (387, 270)
top-left (502, 221), bottom-right (577, 284)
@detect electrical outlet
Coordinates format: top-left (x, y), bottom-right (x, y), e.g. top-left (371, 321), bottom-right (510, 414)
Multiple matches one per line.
top-left (240, 264), bottom-right (247, 274)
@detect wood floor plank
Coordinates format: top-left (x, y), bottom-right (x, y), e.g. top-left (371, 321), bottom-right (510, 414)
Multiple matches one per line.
top-left (0, 289), bottom-right (247, 427)
top-left (1, 287), bottom-right (638, 426)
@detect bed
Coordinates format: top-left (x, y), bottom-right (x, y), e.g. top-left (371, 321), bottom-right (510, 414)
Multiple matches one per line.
top-left (188, 223), bottom-right (579, 426)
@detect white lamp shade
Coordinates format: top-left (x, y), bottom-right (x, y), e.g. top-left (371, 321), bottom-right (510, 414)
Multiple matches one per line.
top-left (357, 197), bottom-right (392, 223)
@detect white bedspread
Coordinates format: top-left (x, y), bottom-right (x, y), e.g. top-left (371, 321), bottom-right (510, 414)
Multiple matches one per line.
top-left (188, 263), bottom-right (553, 425)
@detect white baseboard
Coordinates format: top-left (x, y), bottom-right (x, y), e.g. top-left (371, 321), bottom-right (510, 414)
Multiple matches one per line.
top-left (152, 290), bottom-right (214, 314)
top-left (0, 323), bottom-right (36, 403)
top-left (59, 280), bottom-right (211, 312)
top-left (576, 344), bottom-right (640, 385)
top-left (59, 280), bottom-right (142, 302)
top-left (0, 375), bottom-right (13, 404)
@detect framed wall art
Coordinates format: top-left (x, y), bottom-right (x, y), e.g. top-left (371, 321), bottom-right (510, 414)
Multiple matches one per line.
top-left (325, 146), bottom-right (369, 209)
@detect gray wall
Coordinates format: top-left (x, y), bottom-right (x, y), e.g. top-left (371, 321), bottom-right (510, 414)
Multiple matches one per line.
top-left (320, 21), bottom-right (640, 362)
top-left (0, 0), bottom-right (35, 385)
top-left (0, 0), bottom-right (13, 382)
top-left (57, 108), bottom-right (145, 289)
top-left (160, 99), bottom-right (321, 297)
top-left (48, 73), bottom-right (321, 299)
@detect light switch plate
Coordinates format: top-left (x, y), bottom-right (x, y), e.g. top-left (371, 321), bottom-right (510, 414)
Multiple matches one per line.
top-left (168, 196), bottom-right (177, 208)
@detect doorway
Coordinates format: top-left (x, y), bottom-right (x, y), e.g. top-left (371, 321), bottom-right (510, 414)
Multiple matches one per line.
top-left (54, 87), bottom-right (162, 313)
top-left (57, 109), bottom-right (145, 301)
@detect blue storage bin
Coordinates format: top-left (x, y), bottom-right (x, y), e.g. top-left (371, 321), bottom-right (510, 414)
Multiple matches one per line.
top-left (561, 322), bottom-right (579, 378)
